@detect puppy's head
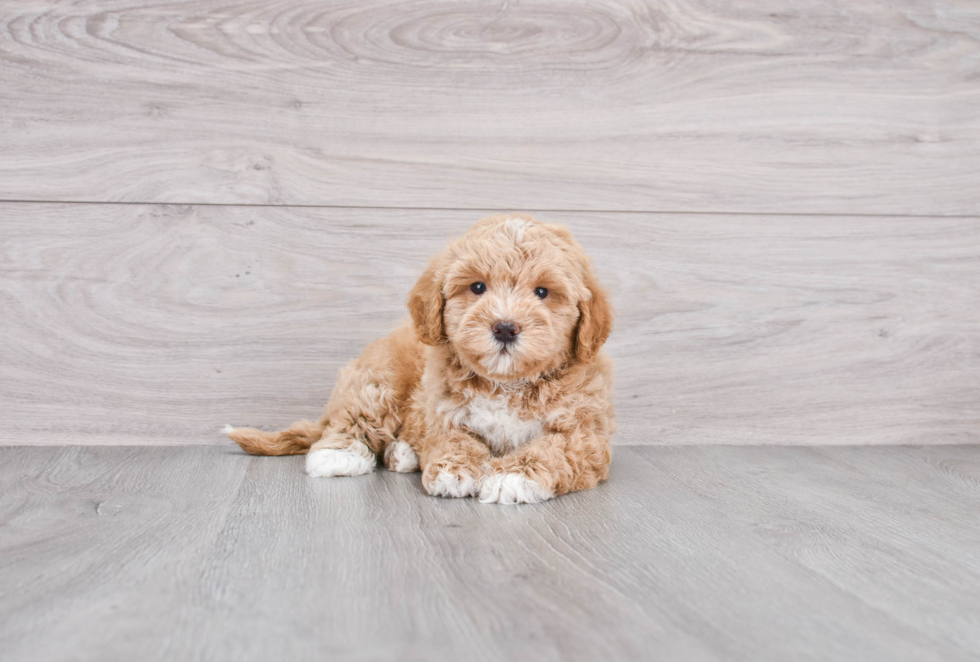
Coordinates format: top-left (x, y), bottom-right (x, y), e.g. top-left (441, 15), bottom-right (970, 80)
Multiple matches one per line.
top-left (408, 215), bottom-right (612, 381)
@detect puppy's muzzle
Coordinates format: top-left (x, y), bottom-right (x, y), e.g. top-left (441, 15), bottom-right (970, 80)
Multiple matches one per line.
top-left (492, 320), bottom-right (520, 345)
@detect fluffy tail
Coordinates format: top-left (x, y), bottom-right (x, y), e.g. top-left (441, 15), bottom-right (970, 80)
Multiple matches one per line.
top-left (223, 420), bottom-right (323, 456)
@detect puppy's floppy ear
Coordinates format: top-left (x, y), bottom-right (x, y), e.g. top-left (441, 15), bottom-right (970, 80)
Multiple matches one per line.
top-left (407, 256), bottom-right (445, 346)
top-left (575, 267), bottom-right (613, 363)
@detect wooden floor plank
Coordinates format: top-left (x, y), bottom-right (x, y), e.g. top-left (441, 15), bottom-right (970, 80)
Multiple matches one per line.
top-left (1, 445), bottom-right (979, 661)
top-left (2, 203), bottom-right (978, 446)
top-left (0, 446), bottom-right (248, 661)
top-left (1, 1), bottom-right (978, 214)
top-left (641, 446), bottom-right (980, 656)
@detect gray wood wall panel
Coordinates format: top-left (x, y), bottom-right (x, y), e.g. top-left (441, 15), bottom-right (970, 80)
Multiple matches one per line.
top-left (1, 1), bottom-right (978, 214)
top-left (2, 203), bottom-right (977, 446)
top-left (2, 445), bottom-right (979, 661)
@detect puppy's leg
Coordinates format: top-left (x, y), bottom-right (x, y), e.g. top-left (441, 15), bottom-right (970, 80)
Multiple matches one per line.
top-left (383, 440), bottom-right (420, 473)
top-left (479, 431), bottom-right (611, 505)
top-left (306, 367), bottom-right (400, 479)
top-left (419, 432), bottom-right (491, 498)
top-left (305, 431), bottom-right (377, 478)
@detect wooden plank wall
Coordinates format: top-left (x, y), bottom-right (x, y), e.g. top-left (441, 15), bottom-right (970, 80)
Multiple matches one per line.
top-left (1, 1), bottom-right (978, 445)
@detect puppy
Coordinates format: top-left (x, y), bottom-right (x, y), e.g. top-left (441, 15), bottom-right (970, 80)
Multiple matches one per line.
top-left (225, 214), bottom-right (615, 504)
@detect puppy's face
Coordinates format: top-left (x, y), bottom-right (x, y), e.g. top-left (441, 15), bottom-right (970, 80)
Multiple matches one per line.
top-left (409, 216), bottom-right (612, 382)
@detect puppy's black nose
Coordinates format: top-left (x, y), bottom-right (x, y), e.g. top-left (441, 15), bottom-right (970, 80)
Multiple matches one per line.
top-left (492, 320), bottom-right (520, 345)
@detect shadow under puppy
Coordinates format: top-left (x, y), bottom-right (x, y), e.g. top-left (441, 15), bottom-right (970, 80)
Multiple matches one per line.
top-left (226, 214), bottom-right (615, 504)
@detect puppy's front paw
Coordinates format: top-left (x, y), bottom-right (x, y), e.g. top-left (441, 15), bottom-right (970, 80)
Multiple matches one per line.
top-left (479, 473), bottom-right (553, 505)
top-left (306, 446), bottom-right (375, 477)
top-left (423, 464), bottom-right (480, 498)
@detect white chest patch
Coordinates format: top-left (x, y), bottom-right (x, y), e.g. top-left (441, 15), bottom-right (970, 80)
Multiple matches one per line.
top-left (448, 395), bottom-right (543, 454)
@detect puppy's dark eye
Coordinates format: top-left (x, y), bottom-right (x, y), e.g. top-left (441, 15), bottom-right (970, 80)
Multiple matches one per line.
top-left (534, 287), bottom-right (548, 299)
top-left (470, 282), bottom-right (486, 295)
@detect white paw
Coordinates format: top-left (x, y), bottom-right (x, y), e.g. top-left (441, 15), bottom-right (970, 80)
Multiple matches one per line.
top-left (479, 473), bottom-right (553, 505)
top-left (221, 424), bottom-right (236, 435)
top-left (306, 447), bottom-right (375, 478)
top-left (385, 441), bottom-right (419, 473)
top-left (425, 470), bottom-right (479, 498)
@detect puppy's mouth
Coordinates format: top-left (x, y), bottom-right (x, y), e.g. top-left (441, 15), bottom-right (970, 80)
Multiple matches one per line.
top-left (450, 317), bottom-right (538, 380)
top-left (478, 341), bottom-right (522, 377)
top-left (493, 338), bottom-right (523, 360)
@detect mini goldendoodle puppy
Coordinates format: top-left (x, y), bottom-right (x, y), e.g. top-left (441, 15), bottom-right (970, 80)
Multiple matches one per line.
top-left (225, 214), bottom-right (614, 504)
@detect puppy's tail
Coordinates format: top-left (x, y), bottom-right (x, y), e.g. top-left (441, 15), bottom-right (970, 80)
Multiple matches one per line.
top-left (223, 420), bottom-right (323, 456)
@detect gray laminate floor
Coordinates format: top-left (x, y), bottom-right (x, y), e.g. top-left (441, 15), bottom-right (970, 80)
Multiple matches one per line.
top-left (2, 444), bottom-right (978, 662)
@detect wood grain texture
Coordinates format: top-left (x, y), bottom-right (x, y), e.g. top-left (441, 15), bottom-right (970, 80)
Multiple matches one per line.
top-left (1, 202), bottom-right (977, 446)
top-left (1, 1), bottom-right (979, 214)
top-left (1, 445), bottom-right (979, 661)
top-left (0, 445), bottom-right (250, 661)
